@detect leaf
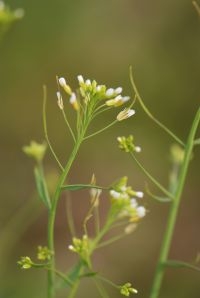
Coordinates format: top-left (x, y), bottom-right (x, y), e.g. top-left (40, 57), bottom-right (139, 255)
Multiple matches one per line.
top-left (62, 184), bottom-right (107, 191)
top-left (34, 167), bottom-right (51, 209)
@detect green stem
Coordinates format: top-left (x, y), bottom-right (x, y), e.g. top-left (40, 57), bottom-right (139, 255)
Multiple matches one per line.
top-left (84, 120), bottom-right (117, 140)
top-left (129, 67), bottom-right (185, 147)
top-left (130, 153), bottom-right (174, 199)
top-left (43, 86), bottom-right (64, 171)
top-left (47, 136), bottom-right (84, 298)
top-left (149, 107), bottom-right (200, 298)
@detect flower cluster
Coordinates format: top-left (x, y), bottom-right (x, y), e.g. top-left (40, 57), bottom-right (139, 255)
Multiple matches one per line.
top-left (18, 256), bottom-right (33, 269)
top-left (117, 135), bottom-right (141, 153)
top-left (120, 282), bottom-right (138, 296)
top-left (110, 177), bottom-right (146, 222)
top-left (57, 75), bottom-right (135, 122)
top-left (22, 141), bottom-right (47, 163)
top-left (37, 246), bottom-right (54, 261)
top-left (68, 235), bottom-right (91, 265)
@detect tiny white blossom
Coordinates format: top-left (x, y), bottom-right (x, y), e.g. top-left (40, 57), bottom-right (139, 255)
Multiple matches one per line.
top-left (85, 79), bottom-right (91, 86)
top-left (106, 88), bottom-right (115, 97)
top-left (135, 146), bottom-right (142, 153)
top-left (130, 198), bottom-right (138, 208)
top-left (77, 75), bottom-right (84, 84)
top-left (68, 245), bottom-right (74, 251)
top-left (115, 87), bottom-right (123, 94)
top-left (135, 191), bottom-right (144, 198)
top-left (110, 189), bottom-right (121, 199)
top-left (117, 108), bottom-right (135, 121)
top-left (56, 91), bottom-right (64, 110)
top-left (69, 92), bottom-right (77, 104)
top-left (14, 8), bottom-right (24, 18)
top-left (58, 77), bottom-right (67, 87)
top-left (136, 206), bottom-right (146, 218)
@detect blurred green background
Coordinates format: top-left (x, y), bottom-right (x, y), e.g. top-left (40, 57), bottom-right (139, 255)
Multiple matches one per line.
top-left (0, 0), bottom-right (200, 297)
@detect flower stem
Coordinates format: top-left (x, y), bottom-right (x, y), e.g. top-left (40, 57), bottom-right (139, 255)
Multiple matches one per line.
top-left (149, 107), bottom-right (200, 298)
top-left (129, 67), bottom-right (185, 147)
top-left (47, 136), bottom-right (84, 298)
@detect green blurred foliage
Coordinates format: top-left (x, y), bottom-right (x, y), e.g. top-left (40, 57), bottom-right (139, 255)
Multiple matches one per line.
top-left (0, 0), bottom-right (200, 297)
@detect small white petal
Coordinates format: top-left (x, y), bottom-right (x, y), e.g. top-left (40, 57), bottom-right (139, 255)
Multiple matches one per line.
top-left (136, 206), bottom-right (146, 218)
top-left (110, 190), bottom-right (121, 199)
top-left (85, 79), bottom-right (91, 86)
top-left (105, 88), bottom-right (114, 97)
top-left (69, 92), bottom-right (77, 103)
top-left (135, 146), bottom-right (142, 153)
top-left (77, 75), bottom-right (84, 83)
top-left (59, 77), bottom-right (67, 87)
top-left (135, 191), bottom-right (144, 198)
top-left (68, 245), bottom-right (74, 251)
top-left (122, 96), bottom-right (130, 103)
top-left (130, 198), bottom-right (138, 208)
top-left (115, 87), bottom-right (123, 94)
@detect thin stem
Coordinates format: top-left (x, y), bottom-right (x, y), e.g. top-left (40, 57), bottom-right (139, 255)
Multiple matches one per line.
top-left (43, 86), bottom-right (64, 171)
top-left (130, 152), bottom-right (174, 199)
top-left (61, 109), bottom-right (76, 143)
top-left (129, 67), bottom-right (185, 147)
top-left (47, 136), bottom-right (84, 298)
top-left (84, 120), bottom-right (117, 140)
top-left (149, 107), bottom-right (200, 298)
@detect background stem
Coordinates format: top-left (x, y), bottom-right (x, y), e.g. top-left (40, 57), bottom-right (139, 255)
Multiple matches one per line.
top-left (149, 107), bottom-right (200, 298)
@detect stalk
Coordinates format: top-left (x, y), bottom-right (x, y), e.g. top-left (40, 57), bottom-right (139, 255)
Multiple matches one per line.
top-left (47, 136), bottom-right (84, 298)
top-left (149, 107), bottom-right (200, 298)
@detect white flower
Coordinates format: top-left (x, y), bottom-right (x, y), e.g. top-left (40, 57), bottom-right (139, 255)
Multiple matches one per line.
top-left (110, 189), bottom-right (121, 199)
top-left (69, 92), bottom-right (79, 111)
top-left (56, 91), bottom-right (64, 110)
top-left (135, 191), bottom-right (144, 198)
top-left (106, 88), bottom-right (115, 97)
top-left (135, 146), bottom-right (142, 153)
top-left (117, 108), bottom-right (135, 121)
top-left (136, 206), bottom-right (146, 218)
top-left (58, 77), bottom-right (67, 87)
top-left (85, 79), bottom-right (91, 86)
top-left (130, 198), bottom-right (138, 208)
top-left (77, 75), bottom-right (84, 84)
top-left (115, 87), bottom-right (123, 94)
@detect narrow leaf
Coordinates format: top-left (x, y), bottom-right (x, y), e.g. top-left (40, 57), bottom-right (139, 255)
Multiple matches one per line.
top-left (62, 184), bottom-right (107, 191)
top-left (34, 167), bottom-right (51, 209)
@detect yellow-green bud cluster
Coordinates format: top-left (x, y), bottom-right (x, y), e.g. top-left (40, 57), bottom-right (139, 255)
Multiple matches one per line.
top-left (110, 177), bottom-right (146, 222)
top-left (120, 283), bottom-right (138, 296)
top-left (22, 141), bottom-right (47, 162)
top-left (68, 235), bottom-right (91, 264)
top-left (17, 256), bottom-right (33, 269)
top-left (117, 135), bottom-right (141, 153)
top-left (37, 246), bottom-right (54, 261)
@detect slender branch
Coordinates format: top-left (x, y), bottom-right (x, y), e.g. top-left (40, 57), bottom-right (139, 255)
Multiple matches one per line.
top-left (84, 120), bottom-right (117, 140)
top-left (61, 109), bottom-right (76, 143)
top-left (43, 86), bottom-right (64, 171)
top-left (130, 152), bottom-right (174, 199)
top-left (129, 67), bottom-right (185, 147)
top-left (149, 107), bottom-right (200, 298)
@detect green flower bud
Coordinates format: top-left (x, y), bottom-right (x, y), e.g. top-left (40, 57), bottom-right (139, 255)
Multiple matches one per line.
top-left (23, 141), bottom-right (47, 163)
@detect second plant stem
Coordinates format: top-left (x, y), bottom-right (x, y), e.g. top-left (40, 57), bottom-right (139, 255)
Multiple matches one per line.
top-left (149, 107), bottom-right (200, 298)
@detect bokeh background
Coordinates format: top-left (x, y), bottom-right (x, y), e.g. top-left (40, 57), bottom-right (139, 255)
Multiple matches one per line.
top-left (0, 0), bottom-right (200, 297)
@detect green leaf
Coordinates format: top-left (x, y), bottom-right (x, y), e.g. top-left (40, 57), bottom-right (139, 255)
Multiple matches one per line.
top-left (34, 167), bottom-right (51, 209)
top-left (61, 184), bottom-right (107, 191)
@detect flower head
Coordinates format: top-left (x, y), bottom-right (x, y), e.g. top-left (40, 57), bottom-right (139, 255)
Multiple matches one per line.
top-left (37, 246), bottom-right (54, 261)
top-left (117, 108), bottom-right (135, 121)
top-left (120, 282), bottom-right (138, 296)
top-left (17, 256), bottom-right (33, 269)
top-left (117, 135), bottom-right (141, 153)
top-left (23, 141), bottom-right (47, 163)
